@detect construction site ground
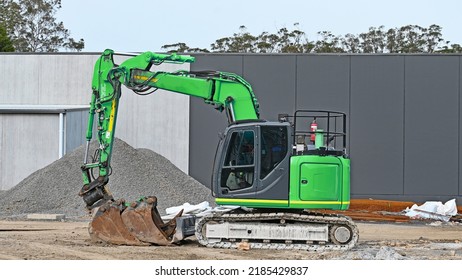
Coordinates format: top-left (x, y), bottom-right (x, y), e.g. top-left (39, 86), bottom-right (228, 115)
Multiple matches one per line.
top-left (0, 199), bottom-right (460, 260)
top-left (0, 216), bottom-right (461, 260)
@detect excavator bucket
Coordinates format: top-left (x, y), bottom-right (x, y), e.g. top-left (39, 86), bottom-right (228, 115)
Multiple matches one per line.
top-left (121, 196), bottom-right (183, 245)
top-left (89, 199), bottom-right (147, 246)
top-left (88, 196), bottom-right (182, 246)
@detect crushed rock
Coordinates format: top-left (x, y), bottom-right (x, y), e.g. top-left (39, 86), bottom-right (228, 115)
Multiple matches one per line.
top-left (375, 246), bottom-right (406, 260)
top-left (0, 138), bottom-right (214, 219)
top-left (333, 245), bottom-right (406, 260)
top-left (334, 250), bottom-right (376, 260)
top-left (429, 243), bottom-right (462, 250)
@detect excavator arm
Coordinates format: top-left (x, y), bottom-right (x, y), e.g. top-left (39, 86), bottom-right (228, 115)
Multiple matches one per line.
top-left (79, 49), bottom-right (259, 245)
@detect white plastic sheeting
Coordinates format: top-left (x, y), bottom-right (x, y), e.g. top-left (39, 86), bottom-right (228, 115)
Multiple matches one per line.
top-left (404, 199), bottom-right (458, 222)
top-left (162, 201), bottom-right (239, 220)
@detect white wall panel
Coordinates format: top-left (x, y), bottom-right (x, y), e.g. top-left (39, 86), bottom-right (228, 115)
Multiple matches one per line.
top-left (0, 55), bottom-right (40, 104)
top-left (38, 55), bottom-right (99, 105)
top-left (115, 61), bottom-right (190, 173)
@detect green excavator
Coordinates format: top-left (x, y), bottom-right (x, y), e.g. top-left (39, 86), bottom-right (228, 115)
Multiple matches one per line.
top-left (80, 49), bottom-right (358, 250)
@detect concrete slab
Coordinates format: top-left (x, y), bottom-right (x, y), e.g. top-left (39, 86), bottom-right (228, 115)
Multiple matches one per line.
top-left (26, 214), bottom-right (65, 221)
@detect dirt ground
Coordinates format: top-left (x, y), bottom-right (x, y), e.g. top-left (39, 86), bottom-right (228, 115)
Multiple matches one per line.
top-left (0, 218), bottom-right (461, 260)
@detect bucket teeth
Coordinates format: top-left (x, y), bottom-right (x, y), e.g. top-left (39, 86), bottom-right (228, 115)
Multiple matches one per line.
top-left (88, 196), bottom-right (182, 246)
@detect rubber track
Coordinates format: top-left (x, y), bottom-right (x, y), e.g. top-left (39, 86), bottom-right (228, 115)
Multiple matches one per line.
top-left (195, 211), bottom-right (359, 251)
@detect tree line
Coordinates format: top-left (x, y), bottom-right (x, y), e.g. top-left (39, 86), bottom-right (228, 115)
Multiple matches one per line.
top-left (0, 0), bottom-right (84, 52)
top-left (162, 23), bottom-right (462, 54)
top-left (1, 1), bottom-right (461, 55)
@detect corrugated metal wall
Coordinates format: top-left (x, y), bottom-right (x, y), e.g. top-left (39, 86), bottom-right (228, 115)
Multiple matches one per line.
top-left (0, 113), bottom-right (59, 189)
top-left (0, 53), bottom-right (191, 190)
top-left (0, 107), bottom-right (89, 190)
top-left (65, 109), bottom-right (89, 153)
top-left (189, 54), bottom-right (462, 204)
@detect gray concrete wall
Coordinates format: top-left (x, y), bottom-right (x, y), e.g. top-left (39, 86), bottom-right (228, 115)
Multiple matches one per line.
top-left (0, 53), bottom-right (191, 190)
top-left (0, 54), bottom-right (99, 105)
top-left (189, 53), bottom-right (462, 204)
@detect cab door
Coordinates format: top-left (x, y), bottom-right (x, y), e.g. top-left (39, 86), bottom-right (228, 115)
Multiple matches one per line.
top-left (215, 127), bottom-right (257, 198)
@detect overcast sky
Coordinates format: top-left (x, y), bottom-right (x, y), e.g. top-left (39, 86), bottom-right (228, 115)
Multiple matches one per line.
top-left (58, 0), bottom-right (462, 53)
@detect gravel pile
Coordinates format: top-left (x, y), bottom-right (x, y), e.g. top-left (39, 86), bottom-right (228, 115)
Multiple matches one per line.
top-left (0, 138), bottom-right (213, 219)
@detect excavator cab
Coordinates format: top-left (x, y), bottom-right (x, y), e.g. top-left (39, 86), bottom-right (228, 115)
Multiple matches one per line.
top-left (212, 110), bottom-right (350, 211)
top-left (213, 122), bottom-right (291, 205)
